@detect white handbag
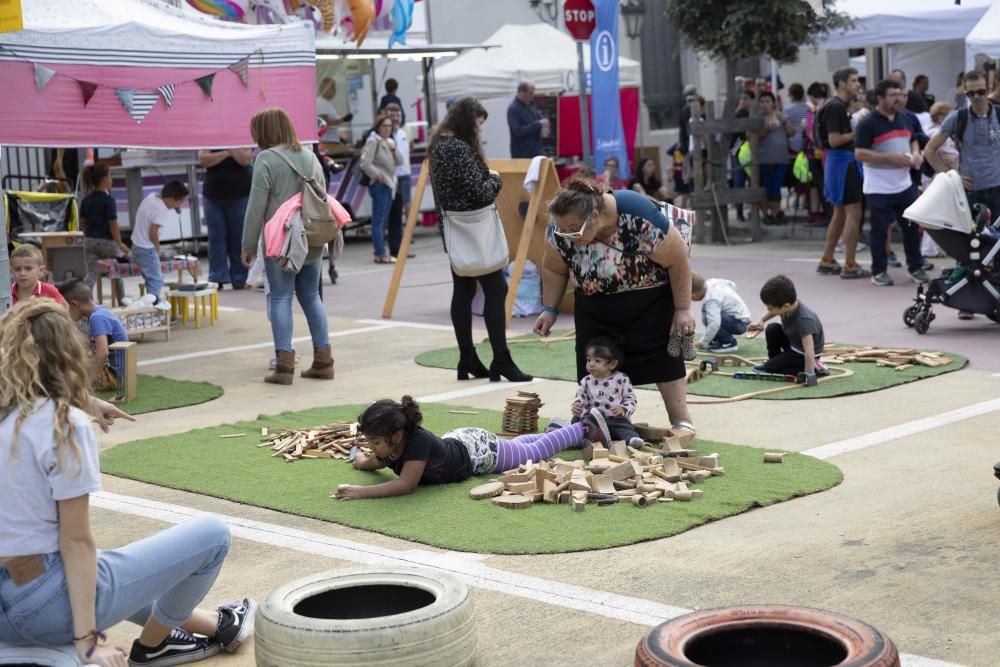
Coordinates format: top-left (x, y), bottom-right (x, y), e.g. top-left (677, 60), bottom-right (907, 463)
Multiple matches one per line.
top-left (442, 203), bottom-right (510, 277)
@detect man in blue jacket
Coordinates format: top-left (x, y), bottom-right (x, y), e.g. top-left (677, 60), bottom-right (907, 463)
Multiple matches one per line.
top-left (508, 81), bottom-right (549, 158)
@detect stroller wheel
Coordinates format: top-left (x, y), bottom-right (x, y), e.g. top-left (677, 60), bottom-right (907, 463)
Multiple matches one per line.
top-left (988, 312), bottom-right (1000, 324)
top-left (903, 305), bottom-right (919, 328)
top-left (914, 311), bottom-right (931, 334)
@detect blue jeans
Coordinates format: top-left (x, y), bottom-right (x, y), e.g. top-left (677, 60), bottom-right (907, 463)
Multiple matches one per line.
top-left (702, 313), bottom-right (749, 347)
top-left (131, 245), bottom-right (163, 300)
top-left (204, 196), bottom-right (249, 286)
top-left (867, 185), bottom-right (921, 275)
top-left (264, 258), bottom-right (329, 352)
top-left (369, 182), bottom-right (393, 257)
top-left (0, 516), bottom-right (230, 645)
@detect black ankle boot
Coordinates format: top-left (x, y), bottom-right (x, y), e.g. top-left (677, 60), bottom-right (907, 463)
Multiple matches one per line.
top-left (488, 349), bottom-right (533, 383)
top-left (457, 350), bottom-right (489, 380)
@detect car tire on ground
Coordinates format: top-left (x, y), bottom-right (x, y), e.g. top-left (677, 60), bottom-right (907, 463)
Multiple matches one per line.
top-left (635, 605), bottom-right (899, 667)
top-left (255, 567), bottom-right (476, 667)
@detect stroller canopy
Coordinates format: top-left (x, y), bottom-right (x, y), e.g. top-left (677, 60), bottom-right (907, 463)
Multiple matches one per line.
top-left (904, 170), bottom-right (974, 234)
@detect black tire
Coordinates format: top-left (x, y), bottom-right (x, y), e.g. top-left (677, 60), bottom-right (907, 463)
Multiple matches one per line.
top-left (903, 305), bottom-right (918, 328)
top-left (988, 312), bottom-right (1000, 324)
top-left (914, 312), bottom-right (930, 334)
top-left (255, 568), bottom-right (477, 666)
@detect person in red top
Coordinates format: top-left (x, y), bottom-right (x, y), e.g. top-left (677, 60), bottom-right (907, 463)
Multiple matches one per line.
top-left (9, 244), bottom-right (66, 305)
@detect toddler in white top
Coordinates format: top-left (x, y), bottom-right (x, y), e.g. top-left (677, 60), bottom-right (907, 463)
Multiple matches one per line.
top-left (570, 337), bottom-right (643, 447)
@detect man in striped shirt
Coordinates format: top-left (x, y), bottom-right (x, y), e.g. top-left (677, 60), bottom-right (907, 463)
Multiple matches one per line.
top-left (854, 78), bottom-right (929, 287)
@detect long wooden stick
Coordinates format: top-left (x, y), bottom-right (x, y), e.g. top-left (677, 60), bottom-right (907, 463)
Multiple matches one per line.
top-left (687, 367), bottom-right (854, 404)
top-left (382, 160), bottom-right (430, 319)
top-left (504, 158), bottom-right (552, 324)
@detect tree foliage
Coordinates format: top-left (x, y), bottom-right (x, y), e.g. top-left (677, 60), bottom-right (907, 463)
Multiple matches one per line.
top-left (665, 0), bottom-right (853, 64)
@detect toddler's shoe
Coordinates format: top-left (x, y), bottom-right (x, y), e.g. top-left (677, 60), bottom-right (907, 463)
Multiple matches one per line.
top-left (751, 363), bottom-right (769, 373)
top-left (628, 436), bottom-right (645, 448)
top-left (545, 418), bottom-right (568, 433)
top-left (814, 359), bottom-right (830, 377)
top-left (681, 332), bottom-right (698, 361)
top-left (667, 330), bottom-right (682, 358)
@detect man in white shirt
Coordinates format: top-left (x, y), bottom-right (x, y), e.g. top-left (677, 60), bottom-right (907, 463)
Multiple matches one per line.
top-left (132, 181), bottom-right (188, 302)
top-left (384, 101), bottom-right (413, 259)
top-left (316, 78), bottom-right (353, 144)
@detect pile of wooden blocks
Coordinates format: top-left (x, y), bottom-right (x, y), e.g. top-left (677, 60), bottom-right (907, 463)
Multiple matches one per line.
top-left (470, 425), bottom-right (722, 511)
top-left (259, 422), bottom-right (363, 462)
top-left (499, 391), bottom-right (544, 436)
top-left (824, 346), bottom-right (952, 372)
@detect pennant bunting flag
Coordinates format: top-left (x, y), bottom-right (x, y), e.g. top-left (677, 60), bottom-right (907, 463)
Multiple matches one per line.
top-left (78, 80), bottom-right (98, 107)
top-left (227, 56), bottom-right (249, 87)
top-left (33, 63), bottom-right (56, 93)
top-left (158, 84), bottom-right (176, 109)
top-left (195, 73), bottom-right (215, 100)
top-left (116, 88), bottom-right (159, 124)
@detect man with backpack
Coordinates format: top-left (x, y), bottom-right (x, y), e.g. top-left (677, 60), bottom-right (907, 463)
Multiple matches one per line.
top-left (925, 69), bottom-right (1000, 320)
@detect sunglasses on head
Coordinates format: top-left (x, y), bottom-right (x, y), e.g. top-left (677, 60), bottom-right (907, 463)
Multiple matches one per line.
top-left (967, 89), bottom-right (989, 98)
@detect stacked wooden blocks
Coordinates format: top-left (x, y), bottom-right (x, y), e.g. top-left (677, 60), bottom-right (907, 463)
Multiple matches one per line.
top-left (470, 425), bottom-right (722, 511)
top-left (824, 346), bottom-right (952, 372)
top-left (500, 391), bottom-right (544, 436)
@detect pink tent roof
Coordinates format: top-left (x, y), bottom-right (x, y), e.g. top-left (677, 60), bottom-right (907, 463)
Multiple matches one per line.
top-left (0, 0), bottom-right (316, 149)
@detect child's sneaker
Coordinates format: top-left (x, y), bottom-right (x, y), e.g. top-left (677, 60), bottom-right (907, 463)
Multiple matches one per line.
top-left (681, 332), bottom-right (698, 361)
top-left (814, 359), bottom-right (830, 377)
top-left (545, 418), bottom-right (569, 433)
top-left (128, 627), bottom-right (220, 666)
top-left (708, 342), bottom-right (739, 354)
top-left (581, 408), bottom-right (611, 445)
top-left (667, 331), bottom-right (682, 358)
top-left (871, 272), bottom-right (894, 287)
top-left (628, 436), bottom-right (645, 448)
top-left (216, 597), bottom-right (257, 653)
top-left (751, 363), bottom-right (769, 373)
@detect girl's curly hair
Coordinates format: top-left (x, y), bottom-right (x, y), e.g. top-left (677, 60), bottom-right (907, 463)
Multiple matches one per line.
top-left (0, 299), bottom-right (92, 471)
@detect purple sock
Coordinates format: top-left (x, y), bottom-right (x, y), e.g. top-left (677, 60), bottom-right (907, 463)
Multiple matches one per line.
top-left (493, 422), bottom-right (586, 472)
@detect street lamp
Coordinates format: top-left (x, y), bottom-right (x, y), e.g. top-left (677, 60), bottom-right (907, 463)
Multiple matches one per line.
top-left (620, 0), bottom-right (645, 40)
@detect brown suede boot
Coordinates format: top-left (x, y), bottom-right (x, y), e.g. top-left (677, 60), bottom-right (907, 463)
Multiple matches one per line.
top-left (265, 350), bottom-right (296, 385)
top-left (301, 345), bottom-right (334, 379)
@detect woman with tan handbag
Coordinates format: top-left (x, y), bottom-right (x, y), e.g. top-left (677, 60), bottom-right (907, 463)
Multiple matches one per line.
top-left (428, 97), bottom-right (531, 383)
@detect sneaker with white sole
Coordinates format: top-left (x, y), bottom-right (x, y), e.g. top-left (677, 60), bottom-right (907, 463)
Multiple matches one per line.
top-left (839, 265), bottom-right (871, 280)
top-left (216, 597), bottom-right (256, 653)
top-left (628, 436), bottom-right (646, 448)
top-left (816, 260), bottom-right (842, 275)
top-left (871, 272), bottom-right (894, 287)
top-left (909, 268), bottom-right (930, 284)
top-left (128, 627), bottom-right (220, 666)
top-left (708, 342), bottom-right (739, 354)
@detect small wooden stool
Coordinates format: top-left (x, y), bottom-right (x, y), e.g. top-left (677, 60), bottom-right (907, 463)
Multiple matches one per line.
top-left (168, 287), bottom-right (218, 328)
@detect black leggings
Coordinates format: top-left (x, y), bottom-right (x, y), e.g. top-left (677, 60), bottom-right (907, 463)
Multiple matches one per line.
top-left (451, 268), bottom-right (508, 357)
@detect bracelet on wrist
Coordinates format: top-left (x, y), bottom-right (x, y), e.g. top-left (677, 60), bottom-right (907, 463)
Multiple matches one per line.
top-left (542, 305), bottom-right (559, 315)
top-left (73, 630), bottom-right (107, 658)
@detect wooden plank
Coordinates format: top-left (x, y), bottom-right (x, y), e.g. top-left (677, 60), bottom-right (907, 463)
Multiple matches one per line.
top-left (689, 117), bottom-right (766, 135)
top-left (108, 341), bottom-right (138, 402)
top-left (382, 159), bottom-right (429, 319)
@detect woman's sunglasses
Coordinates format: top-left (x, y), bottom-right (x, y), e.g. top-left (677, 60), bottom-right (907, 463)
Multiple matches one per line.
top-left (552, 216), bottom-right (591, 239)
top-left (967, 89), bottom-right (989, 98)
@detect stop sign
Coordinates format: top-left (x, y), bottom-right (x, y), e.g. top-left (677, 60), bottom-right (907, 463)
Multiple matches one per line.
top-left (564, 0), bottom-right (596, 41)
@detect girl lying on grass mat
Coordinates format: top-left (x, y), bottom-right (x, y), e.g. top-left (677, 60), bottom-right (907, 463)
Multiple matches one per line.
top-left (334, 395), bottom-right (612, 500)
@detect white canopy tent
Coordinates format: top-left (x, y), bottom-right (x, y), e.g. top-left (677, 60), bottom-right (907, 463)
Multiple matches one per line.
top-left (432, 23), bottom-right (639, 99)
top-left (821, 0), bottom-right (991, 103)
top-left (966, 2), bottom-right (1000, 69)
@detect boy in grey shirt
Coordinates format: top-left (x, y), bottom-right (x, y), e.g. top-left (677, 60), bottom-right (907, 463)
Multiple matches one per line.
top-left (746, 275), bottom-right (828, 380)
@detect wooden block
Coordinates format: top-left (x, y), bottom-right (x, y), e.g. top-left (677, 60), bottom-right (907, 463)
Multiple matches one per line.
top-left (612, 479), bottom-right (636, 490)
top-left (635, 424), bottom-right (670, 440)
top-left (631, 495), bottom-right (650, 508)
top-left (543, 480), bottom-right (559, 503)
top-left (592, 445), bottom-right (609, 459)
top-left (698, 454), bottom-right (719, 469)
top-left (617, 489), bottom-right (638, 497)
top-left (499, 471), bottom-right (534, 484)
top-left (469, 484), bottom-right (506, 502)
top-left (108, 341), bottom-right (138, 402)
top-left (571, 490), bottom-right (588, 512)
top-left (608, 441), bottom-right (628, 457)
top-left (594, 474), bottom-right (616, 495)
top-left (894, 364), bottom-right (914, 372)
top-left (607, 454), bottom-right (629, 463)
top-left (690, 489), bottom-right (704, 499)
top-left (581, 442), bottom-right (595, 461)
top-left (530, 492), bottom-right (544, 503)
top-left (607, 460), bottom-right (638, 481)
top-left (763, 452), bottom-right (785, 464)
top-left (657, 497), bottom-right (674, 503)
top-left (492, 494), bottom-right (533, 509)
top-left (506, 481), bottom-right (539, 495)
top-left (645, 490), bottom-right (663, 501)
top-left (303, 449), bottom-right (334, 459)
top-left (558, 491), bottom-right (572, 504)
top-left (535, 468), bottom-right (558, 485)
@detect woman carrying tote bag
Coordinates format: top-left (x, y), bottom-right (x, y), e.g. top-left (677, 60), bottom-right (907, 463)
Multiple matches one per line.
top-left (428, 97), bottom-right (532, 383)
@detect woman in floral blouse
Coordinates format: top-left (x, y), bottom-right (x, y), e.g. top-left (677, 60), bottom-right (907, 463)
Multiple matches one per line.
top-left (532, 180), bottom-right (696, 435)
top-left (428, 97), bottom-right (531, 383)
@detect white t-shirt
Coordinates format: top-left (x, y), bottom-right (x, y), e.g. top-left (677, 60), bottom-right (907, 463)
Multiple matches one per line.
top-left (132, 192), bottom-right (174, 249)
top-left (316, 96), bottom-right (340, 142)
top-left (0, 401), bottom-right (101, 556)
top-left (393, 127), bottom-right (411, 178)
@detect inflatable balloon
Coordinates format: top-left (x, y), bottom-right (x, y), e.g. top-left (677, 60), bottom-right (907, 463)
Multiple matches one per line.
top-left (316, 0), bottom-right (336, 31)
top-left (186, 0), bottom-right (245, 20)
top-left (374, 0), bottom-right (394, 20)
top-left (253, 0), bottom-right (292, 23)
top-left (348, 0), bottom-right (375, 45)
top-left (388, 0), bottom-right (413, 48)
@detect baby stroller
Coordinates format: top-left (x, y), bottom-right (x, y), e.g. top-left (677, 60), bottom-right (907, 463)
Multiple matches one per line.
top-left (901, 170), bottom-right (1000, 334)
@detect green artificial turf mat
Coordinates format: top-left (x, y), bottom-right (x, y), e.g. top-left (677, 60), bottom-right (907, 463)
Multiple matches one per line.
top-left (100, 403), bottom-right (842, 554)
top-left (97, 375), bottom-right (223, 415)
top-left (415, 332), bottom-right (966, 400)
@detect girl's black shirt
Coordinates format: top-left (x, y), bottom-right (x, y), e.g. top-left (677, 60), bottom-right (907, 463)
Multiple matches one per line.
top-left (384, 427), bottom-right (472, 484)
